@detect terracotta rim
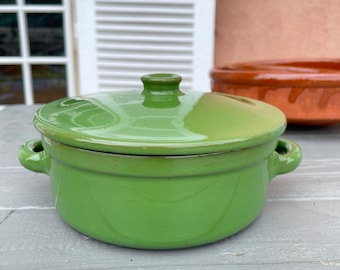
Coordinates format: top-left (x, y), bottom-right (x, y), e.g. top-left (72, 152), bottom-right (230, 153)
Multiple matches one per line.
top-left (211, 58), bottom-right (340, 87)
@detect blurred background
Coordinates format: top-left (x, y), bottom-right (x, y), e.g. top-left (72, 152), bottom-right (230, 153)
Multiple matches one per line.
top-left (1, 0), bottom-right (340, 105)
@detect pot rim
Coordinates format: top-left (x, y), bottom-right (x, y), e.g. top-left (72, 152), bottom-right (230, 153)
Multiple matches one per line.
top-left (33, 96), bottom-right (286, 156)
top-left (211, 58), bottom-right (340, 87)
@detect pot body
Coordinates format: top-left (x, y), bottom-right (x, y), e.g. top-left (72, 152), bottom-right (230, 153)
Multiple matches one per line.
top-left (211, 59), bottom-right (340, 125)
top-left (19, 136), bottom-right (301, 249)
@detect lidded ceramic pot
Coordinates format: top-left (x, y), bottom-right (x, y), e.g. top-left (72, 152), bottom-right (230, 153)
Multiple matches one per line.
top-left (18, 73), bottom-right (302, 249)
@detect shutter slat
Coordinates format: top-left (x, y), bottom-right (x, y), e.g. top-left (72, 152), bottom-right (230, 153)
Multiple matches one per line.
top-left (96, 0), bottom-right (194, 7)
top-left (97, 34), bottom-right (192, 44)
top-left (98, 62), bottom-right (192, 71)
top-left (96, 24), bottom-right (193, 34)
top-left (97, 44), bottom-right (192, 53)
top-left (97, 32), bottom-right (193, 40)
top-left (96, 6), bottom-right (193, 15)
top-left (98, 52), bottom-right (193, 62)
top-left (98, 71), bottom-right (192, 79)
top-left (96, 16), bottom-right (193, 24)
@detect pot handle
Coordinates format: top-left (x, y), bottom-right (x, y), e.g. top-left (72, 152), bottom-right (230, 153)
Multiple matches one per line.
top-left (269, 138), bottom-right (302, 179)
top-left (18, 139), bottom-right (50, 174)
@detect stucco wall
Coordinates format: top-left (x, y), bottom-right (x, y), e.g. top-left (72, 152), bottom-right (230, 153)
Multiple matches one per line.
top-left (214, 0), bottom-right (340, 66)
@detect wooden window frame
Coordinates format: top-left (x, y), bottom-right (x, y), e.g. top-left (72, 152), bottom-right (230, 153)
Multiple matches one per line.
top-left (0, 0), bottom-right (75, 105)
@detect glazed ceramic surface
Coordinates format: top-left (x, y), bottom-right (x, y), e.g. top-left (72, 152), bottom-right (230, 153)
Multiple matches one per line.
top-left (18, 74), bottom-right (302, 249)
top-left (211, 59), bottom-right (340, 125)
top-left (19, 137), bottom-right (301, 249)
top-left (33, 74), bottom-right (286, 155)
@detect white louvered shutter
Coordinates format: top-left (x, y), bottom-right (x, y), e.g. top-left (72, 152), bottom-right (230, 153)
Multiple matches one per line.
top-left (75, 0), bottom-right (215, 94)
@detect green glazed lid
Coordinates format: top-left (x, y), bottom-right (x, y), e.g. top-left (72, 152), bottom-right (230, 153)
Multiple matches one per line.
top-left (34, 73), bottom-right (286, 155)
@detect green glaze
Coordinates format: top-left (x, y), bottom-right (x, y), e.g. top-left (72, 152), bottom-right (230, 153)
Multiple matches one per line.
top-left (18, 73), bottom-right (302, 249)
top-left (33, 74), bottom-right (286, 155)
top-left (18, 137), bottom-right (302, 249)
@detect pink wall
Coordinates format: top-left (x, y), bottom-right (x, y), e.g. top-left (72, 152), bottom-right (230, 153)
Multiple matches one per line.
top-left (214, 0), bottom-right (340, 66)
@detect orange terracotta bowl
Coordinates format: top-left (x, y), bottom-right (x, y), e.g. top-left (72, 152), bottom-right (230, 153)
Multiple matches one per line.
top-left (210, 59), bottom-right (340, 125)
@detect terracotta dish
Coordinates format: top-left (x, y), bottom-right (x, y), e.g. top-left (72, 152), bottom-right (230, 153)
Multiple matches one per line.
top-left (211, 58), bottom-right (340, 125)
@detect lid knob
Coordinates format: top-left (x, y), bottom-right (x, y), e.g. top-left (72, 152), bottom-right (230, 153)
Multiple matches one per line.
top-left (141, 73), bottom-right (182, 108)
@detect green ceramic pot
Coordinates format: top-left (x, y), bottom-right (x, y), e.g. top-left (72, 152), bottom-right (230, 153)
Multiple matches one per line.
top-left (18, 74), bottom-right (302, 249)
